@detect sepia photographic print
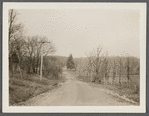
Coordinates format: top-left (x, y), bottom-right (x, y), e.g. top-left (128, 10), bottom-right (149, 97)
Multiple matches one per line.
top-left (3, 3), bottom-right (146, 113)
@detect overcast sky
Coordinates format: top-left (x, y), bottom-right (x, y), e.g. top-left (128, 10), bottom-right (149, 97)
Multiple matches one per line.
top-left (17, 9), bottom-right (140, 58)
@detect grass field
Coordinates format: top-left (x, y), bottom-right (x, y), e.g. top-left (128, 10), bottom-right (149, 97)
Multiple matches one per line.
top-left (9, 71), bottom-right (65, 105)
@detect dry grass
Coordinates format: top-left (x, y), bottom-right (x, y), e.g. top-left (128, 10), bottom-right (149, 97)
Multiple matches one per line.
top-left (9, 72), bottom-right (64, 105)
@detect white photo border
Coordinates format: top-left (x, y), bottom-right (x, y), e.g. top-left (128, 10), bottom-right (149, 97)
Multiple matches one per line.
top-left (2, 2), bottom-right (146, 113)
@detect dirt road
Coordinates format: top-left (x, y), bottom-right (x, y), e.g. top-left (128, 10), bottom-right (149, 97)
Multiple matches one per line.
top-left (23, 71), bottom-right (136, 106)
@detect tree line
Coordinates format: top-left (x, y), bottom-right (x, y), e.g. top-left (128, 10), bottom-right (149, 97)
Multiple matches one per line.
top-left (74, 46), bottom-right (140, 93)
top-left (9, 9), bottom-right (62, 79)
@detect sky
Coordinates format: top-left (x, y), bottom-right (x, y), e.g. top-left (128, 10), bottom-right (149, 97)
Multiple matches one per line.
top-left (17, 9), bottom-right (140, 58)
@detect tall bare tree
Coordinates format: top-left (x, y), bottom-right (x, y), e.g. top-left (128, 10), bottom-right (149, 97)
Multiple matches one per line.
top-left (86, 45), bottom-right (102, 82)
top-left (95, 46), bottom-right (102, 82)
top-left (9, 9), bottom-right (25, 78)
top-left (112, 61), bottom-right (116, 85)
top-left (86, 51), bottom-right (96, 80)
top-left (13, 35), bottom-right (26, 78)
top-left (126, 56), bottom-right (130, 88)
top-left (103, 52), bottom-right (108, 85)
top-left (9, 9), bottom-right (24, 42)
top-left (119, 57), bottom-right (122, 86)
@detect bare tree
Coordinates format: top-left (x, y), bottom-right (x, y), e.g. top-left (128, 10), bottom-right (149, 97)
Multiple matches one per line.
top-left (9, 9), bottom-right (24, 41)
top-left (126, 56), bottom-right (130, 88)
top-left (112, 61), bottom-right (116, 85)
top-left (25, 36), bottom-right (35, 73)
top-left (103, 52), bottom-right (108, 85)
top-left (75, 62), bottom-right (77, 71)
top-left (118, 57), bottom-right (122, 86)
top-left (95, 46), bottom-right (102, 82)
top-left (13, 35), bottom-right (26, 78)
top-left (86, 45), bottom-right (102, 82)
top-left (86, 51), bottom-right (96, 81)
top-left (8, 9), bottom-right (25, 78)
top-left (25, 36), bottom-right (56, 74)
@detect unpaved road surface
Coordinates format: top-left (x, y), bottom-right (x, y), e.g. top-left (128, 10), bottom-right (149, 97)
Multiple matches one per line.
top-left (23, 71), bottom-right (136, 106)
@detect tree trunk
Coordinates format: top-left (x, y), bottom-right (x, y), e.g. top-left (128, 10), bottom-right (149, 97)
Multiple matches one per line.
top-left (39, 64), bottom-right (40, 75)
top-left (19, 64), bottom-right (23, 78)
top-left (127, 78), bottom-right (130, 88)
top-left (104, 74), bottom-right (106, 85)
top-left (119, 76), bottom-right (121, 86)
top-left (32, 63), bottom-right (35, 73)
top-left (113, 73), bottom-right (115, 85)
top-left (18, 56), bottom-right (23, 78)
